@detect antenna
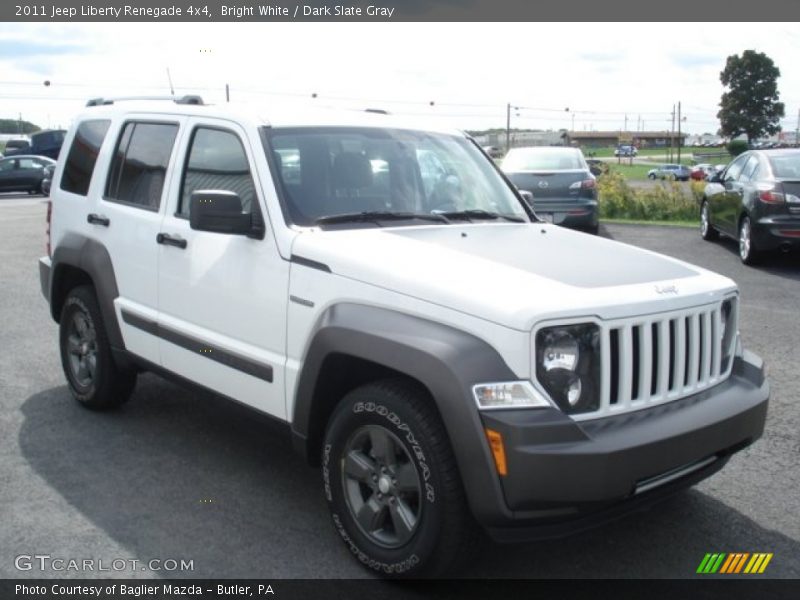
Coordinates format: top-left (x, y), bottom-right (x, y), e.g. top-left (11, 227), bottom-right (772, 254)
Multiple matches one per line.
top-left (166, 68), bottom-right (175, 96)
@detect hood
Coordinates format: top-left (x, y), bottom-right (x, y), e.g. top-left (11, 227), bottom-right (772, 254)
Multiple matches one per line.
top-left (291, 223), bottom-right (736, 330)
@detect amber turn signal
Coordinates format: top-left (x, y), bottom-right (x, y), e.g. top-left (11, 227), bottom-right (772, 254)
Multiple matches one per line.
top-left (485, 428), bottom-right (508, 476)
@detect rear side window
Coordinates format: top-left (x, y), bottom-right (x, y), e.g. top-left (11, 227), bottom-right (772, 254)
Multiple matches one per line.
top-left (60, 120), bottom-right (111, 196)
top-left (768, 154), bottom-right (800, 179)
top-left (723, 154), bottom-right (748, 182)
top-left (178, 127), bottom-right (256, 217)
top-left (739, 156), bottom-right (760, 182)
top-left (105, 121), bottom-right (178, 210)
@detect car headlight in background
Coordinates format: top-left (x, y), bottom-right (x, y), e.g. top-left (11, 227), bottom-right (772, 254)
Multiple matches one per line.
top-left (536, 323), bottom-right (601, 414)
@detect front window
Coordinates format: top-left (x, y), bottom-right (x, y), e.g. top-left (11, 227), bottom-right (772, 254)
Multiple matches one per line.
top-left (265, 127), bottom-right (528, 227)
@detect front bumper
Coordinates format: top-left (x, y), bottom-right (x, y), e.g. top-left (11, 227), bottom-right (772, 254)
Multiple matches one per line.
top-left (472, 351), bottom-right (768, 542)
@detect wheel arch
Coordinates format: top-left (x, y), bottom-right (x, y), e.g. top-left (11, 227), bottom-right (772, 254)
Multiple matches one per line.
top-left (291, 303), bottom-right (520, 524)
top-left (50, 233), bottom-right (124, 351)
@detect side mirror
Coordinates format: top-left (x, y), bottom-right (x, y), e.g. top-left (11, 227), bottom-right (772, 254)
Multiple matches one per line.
top-left (518, 189), bottom-right (534, 205)
top-left (707, 172), bottom-right (722, 183)
top-left (189, 190), bottom-right (252, 235)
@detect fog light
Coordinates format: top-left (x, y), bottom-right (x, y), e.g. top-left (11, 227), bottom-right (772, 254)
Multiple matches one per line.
top-left (567, 376), bottom-right (582, 406)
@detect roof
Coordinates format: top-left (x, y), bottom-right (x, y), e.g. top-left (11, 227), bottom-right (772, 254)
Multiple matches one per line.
top-left (74, 97), bottom-right (464, 136)
top-left (563, 130), bottom-right (686, 139)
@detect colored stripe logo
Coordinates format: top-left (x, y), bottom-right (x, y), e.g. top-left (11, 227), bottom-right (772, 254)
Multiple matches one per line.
top-left (697, 552), bottom-right (773, 574)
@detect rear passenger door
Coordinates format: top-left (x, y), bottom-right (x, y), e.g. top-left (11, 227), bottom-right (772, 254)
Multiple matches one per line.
top-left (718, 154), bottom-right (749, 235)
top-left (95, 117), bottom-right (184, 366)
top-left (157, 119), bottom-right (289, 420)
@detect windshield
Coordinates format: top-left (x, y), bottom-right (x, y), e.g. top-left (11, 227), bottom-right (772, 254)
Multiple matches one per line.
top-left (502, 148), bottom-right (585, 171)
top-left (265, 127), bottom-right (528, 227)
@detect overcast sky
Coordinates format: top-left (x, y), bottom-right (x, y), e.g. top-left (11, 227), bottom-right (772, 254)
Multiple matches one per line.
top-left (1, 22), bottom-right (799, 135)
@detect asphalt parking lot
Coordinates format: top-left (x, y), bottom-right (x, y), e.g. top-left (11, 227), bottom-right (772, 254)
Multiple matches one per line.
top-left (1, 195), bottom-right (798, 579)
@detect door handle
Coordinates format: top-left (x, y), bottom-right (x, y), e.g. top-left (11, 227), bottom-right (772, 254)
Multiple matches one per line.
top-left (156, 233), bottom-right (188, 249)
top-left (87, 213), bottom-right (110, 227)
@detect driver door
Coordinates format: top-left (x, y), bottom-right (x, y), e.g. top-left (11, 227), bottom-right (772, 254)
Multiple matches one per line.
top-left (157, 119), bottom-right (289, 420)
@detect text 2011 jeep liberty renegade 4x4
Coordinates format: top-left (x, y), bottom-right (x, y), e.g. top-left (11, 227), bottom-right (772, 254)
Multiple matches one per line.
top-left (39, 97), bottom-right (769, 576)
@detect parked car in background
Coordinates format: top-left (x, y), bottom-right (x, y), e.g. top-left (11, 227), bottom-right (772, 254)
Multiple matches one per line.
top-left (585, 158), bottom-right (609, 177)
top-left (482, 145), bottom-right (504, 159)
top-left (614, 145), bottom-right (637, 157)
top-left (690, 163), bottom-right (716, 181)
top-left (0, 155), bottom-right (56, 194)
top-left (3, 138), bottom-right (31, 155)
top-left (648, 164), bottom-right (691, 181)
top-left (502, 146), bottom-right (598, 233)
top-left (700, 149), bottom-right (800, 264)
top-left (5, 130), bottom-right (66, 160)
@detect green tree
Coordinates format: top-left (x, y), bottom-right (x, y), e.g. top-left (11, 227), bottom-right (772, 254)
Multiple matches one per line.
top-left (0, 118), bottom-right (40, 134)
top-left (717, 50), bottom-right (784, 144)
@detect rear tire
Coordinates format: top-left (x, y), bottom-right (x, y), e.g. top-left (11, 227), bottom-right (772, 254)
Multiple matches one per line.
top-left (700, 201), bottom-right (718, 241)
top-left (322, 379), bottom-right (480, 577)
top-left (59, 285), bottom-right (136, 409)
top-left (739, 216), bottom-right (761, 265)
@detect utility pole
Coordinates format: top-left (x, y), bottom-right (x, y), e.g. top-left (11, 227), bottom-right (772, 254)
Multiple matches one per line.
top-left (677, 101), bottom-right (682, 165)
top-left (624, 114), bottom-right (628, 131)
top-left (506, 102), bottom-right (511, 153)
top-left (788, 108), bottom-right (799, 145)
top-left (670, 104), bottom-right (676, 162)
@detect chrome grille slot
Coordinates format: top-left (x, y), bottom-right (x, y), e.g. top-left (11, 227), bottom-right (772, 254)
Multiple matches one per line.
top-left (592, 303), bottom-right (729, 419)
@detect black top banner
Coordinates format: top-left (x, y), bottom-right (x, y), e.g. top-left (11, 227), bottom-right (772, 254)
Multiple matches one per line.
top-left (3, 0), bottom-right (800, 21)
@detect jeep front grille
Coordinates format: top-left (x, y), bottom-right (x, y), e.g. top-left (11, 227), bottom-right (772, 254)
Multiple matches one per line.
top-left (587, 302), bottom-right (734, 420)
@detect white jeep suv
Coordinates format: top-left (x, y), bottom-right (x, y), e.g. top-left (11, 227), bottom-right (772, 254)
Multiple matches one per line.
top-left (39, 97), bottom-right (769, 576)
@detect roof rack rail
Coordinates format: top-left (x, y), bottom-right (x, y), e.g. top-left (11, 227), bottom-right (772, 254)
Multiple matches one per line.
top-left (86, 95), bottom-right (204, 107)
top-left (364, 108), bottom-right (390, 115)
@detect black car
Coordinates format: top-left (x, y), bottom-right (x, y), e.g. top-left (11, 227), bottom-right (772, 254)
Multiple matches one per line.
top-left (501, 146), bottom-right (599, 233)
top-left (5, 129), bottom-right (66, 160)
top-left (700, 149), bottom-right (800, 264)
top-left (0, 155), bottom-right (56, 195)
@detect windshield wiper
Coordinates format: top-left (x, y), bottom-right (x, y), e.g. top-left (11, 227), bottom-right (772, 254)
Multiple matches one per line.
top-left (315, 211), bottom-right (450, 226)
top-left (438, 209), bottom-right (526, 223)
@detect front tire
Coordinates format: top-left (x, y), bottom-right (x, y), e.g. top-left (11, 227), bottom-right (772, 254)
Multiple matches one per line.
top-left (648, 173), bottom-right (656, 180)
top-left (700, 201), bottom-right (718, 241)
top-left (59, 285), bottom-right (137, 409)
top-left (322, 379), bottom-right (479, 577)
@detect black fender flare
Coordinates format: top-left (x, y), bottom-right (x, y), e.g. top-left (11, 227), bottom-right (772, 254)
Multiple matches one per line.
top-left (50, 233), bottom-right (124, 350)
top-left (292, 302), bottom-right (520, 525)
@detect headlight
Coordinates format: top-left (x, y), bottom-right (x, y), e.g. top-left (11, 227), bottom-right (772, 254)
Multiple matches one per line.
top-left (536, 323), bottom-right (600, 414)
top-left (541, 329), bottom-right (579, 372)
top-left (472, 381), bottom-right (551, 410)
top-left (720, 298), bottom-right (737, 372)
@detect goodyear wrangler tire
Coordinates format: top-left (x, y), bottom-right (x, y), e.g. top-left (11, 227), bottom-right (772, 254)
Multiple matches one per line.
top-left (59, 285), bottom-right (137, 410)
top-left (322, 379), bottom-right (479, 577)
